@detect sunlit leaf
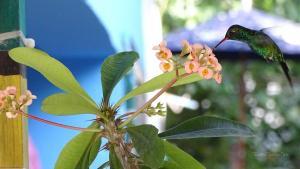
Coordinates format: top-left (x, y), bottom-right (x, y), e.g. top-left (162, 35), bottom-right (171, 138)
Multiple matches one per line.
top-left (78, 135), bottom-right (101, 169)
top-left (160, 160), bottom-right (181, 169)
top-left (55, 122), bottom-right (100, 169)
top-left (164, 141), bottom-right (206, 169)
top-left (8, 47), bottom-right (96, 106)
top-left (159, 116), bottom-right (254, 139)
top-left (42, 93), bottom-right (99, 115)
top-left (87, 137), bottom-right (101, 165)
top-left (109, 147), bottom-right (123, 169)
top-left (114, 69), bottom-right (201, 108)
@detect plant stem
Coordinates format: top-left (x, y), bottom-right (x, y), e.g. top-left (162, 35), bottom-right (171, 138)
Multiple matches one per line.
top-left (118, 73), bottom-right (190, 128)
top-left (17, 110), bottom-right (102, 132)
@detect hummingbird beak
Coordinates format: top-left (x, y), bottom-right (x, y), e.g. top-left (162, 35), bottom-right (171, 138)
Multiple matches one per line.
top-left (214, 36), bottom-right (228, 50)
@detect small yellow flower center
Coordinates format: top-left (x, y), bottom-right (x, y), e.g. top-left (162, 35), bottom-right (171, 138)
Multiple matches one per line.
top-left (202, 69), bottom-right (208, 76)
top-left (163, 63), bottom-right (171, 70)
top-left (189, 63), bottom-right (194, 70)
top-left (159, 51), bottom-right (168, 59)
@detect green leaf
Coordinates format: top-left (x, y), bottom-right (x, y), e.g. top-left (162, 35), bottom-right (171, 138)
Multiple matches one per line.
top-left (141, 161), bottom-right (181, 169)
top-left (8, 47), bottom-right (96, 106)
top-left (42, 93), bottom-right (99, 115)
top-left (87, 137), bottom-right (101, 165)
top-left (127, 125), bottom-right (165, 169)
top-left (101, 51), bottom-right (139, 102)
top-left (114, 69), bottom-right (201, 108)
top-left (78, 134), bottom-right (101, 169)
top-left (161, 160), bottom-right (181, 169)
top-left (164, 141), bottom-right (206, 169)
top-left (55, 122), bottom-right (100, 169)
top-left (159, 116), bottom-right (254, 139)
top-left (109, 147), bottom-right (123, 169)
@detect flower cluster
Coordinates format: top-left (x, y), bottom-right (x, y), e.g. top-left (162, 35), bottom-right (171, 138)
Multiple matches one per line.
top-left (153, 40), bottom-right (222, 84)
top-left (0, 86), bottom-right (36, 119)
top-left (153, 41), bottom-right (174, 72)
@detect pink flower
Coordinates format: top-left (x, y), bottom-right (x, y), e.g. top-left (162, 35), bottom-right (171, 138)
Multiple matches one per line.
top-left (199, 57), bottom-right (208, 66)
top-left (155, 48), bottom-right (172, 61)
top-left (198, 67), bottom-right (213, 79)
top-left (26, 90), bottom-right (37, 100)
top-left (19, 95), bottom-right (27, 104)
top-left (153, 41), bottom-right (223, 83)
top-left (190, 43), bottom-right (204, 60)
top-left (193, 43), bottom-right (203, 50)
top-left (153, 41), bottom-right (173, 61)
top-left (0, 100), bottom-right (4, 109)
top-left (214, 73), bottom-right (222, 84)
top-left (159, 62), bottom-right (174, 72)
top-left (0, 91), bottom-right (5, 101)
top-left (204, 45), bottom-right (213, 56)
top-left (208, 56), bottom-right (218, 65)
top-left (214, 63), bottom-right (222, 71)
top-left (184, 61), bottom-right (199, 74)
top-left (153, 41), bottom-right (167, 50)
top-left (180, 40), bottom-right (192, 57)
top-left (0, 87), bottom-right (36, 119)
top-left (19, 90), bottom-right (37, 106)
top-left (5, 86), bottom-right (17, 95)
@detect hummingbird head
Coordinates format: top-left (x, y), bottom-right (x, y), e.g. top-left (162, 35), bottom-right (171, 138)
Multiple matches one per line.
top-left (214, 24), bottom-right (247, 49)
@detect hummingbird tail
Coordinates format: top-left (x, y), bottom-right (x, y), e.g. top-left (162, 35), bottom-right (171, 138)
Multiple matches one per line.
top-left (280, 61), bottom-right (293, 89)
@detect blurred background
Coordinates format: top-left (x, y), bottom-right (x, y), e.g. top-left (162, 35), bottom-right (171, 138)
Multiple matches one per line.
top-left (159, 0), bottom-right (300, 169)
top-left (24, 0), bottom-right (300, 169)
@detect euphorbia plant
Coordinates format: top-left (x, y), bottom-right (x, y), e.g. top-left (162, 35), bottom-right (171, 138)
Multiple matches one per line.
top-left (1, 40), bottom-right (254, 169)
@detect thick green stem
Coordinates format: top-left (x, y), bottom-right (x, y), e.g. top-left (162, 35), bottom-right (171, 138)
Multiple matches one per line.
top-left (118, 73), bottom-right (190, 128)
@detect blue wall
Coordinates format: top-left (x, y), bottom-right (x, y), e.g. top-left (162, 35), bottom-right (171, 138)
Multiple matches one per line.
top-left (26, 0), bottom-right (143, 168)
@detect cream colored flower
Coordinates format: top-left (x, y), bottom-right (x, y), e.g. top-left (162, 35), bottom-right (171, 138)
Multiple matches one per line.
top-left (204, 45), bottom-right (213, 56)
top-left (153, 41), bottom-right (173, 61)
top-left (159, 62), bottom-right (174, 72)
top-left (19, 90), bottom-right (37, 106)
top-left (6, 112), bottom-right (18, 119)
top-left (0, 87), bottom-right (36, 119)
top-left (191, 43), bottom-right (204, 58)
top-left (5, 86), bottom-right (17, 95)
top-left (198, 67), bottom-right (213, 79)
top-left (152, 41), bottom-right (167, 50)
top-left (156, 48), bottom-right (172, 61)
top-left (214, 73), bottom-right (222, 84)
top-left (180, 40), bottom-right (192, 57)
top-left (184, 61), bottom-right (199, 74)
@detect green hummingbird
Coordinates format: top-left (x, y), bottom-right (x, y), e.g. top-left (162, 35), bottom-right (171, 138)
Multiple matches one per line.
top-left (214, 24), bottom-right (293, 88)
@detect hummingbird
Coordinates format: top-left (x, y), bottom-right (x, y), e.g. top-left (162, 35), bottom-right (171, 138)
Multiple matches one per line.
top-left (214, 24), bottom-right (293, 88)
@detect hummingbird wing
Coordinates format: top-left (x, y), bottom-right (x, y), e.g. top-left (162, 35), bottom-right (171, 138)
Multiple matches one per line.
top-left (249, 32), bottom-right (293, 89)
top-left (249, 32), bottom-right (284, 62)
top-left (259, 26), bottom-right (281, 34)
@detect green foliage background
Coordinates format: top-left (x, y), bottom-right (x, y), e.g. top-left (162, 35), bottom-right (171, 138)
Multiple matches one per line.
top-left (158, 0), bottom-right (300, 168)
